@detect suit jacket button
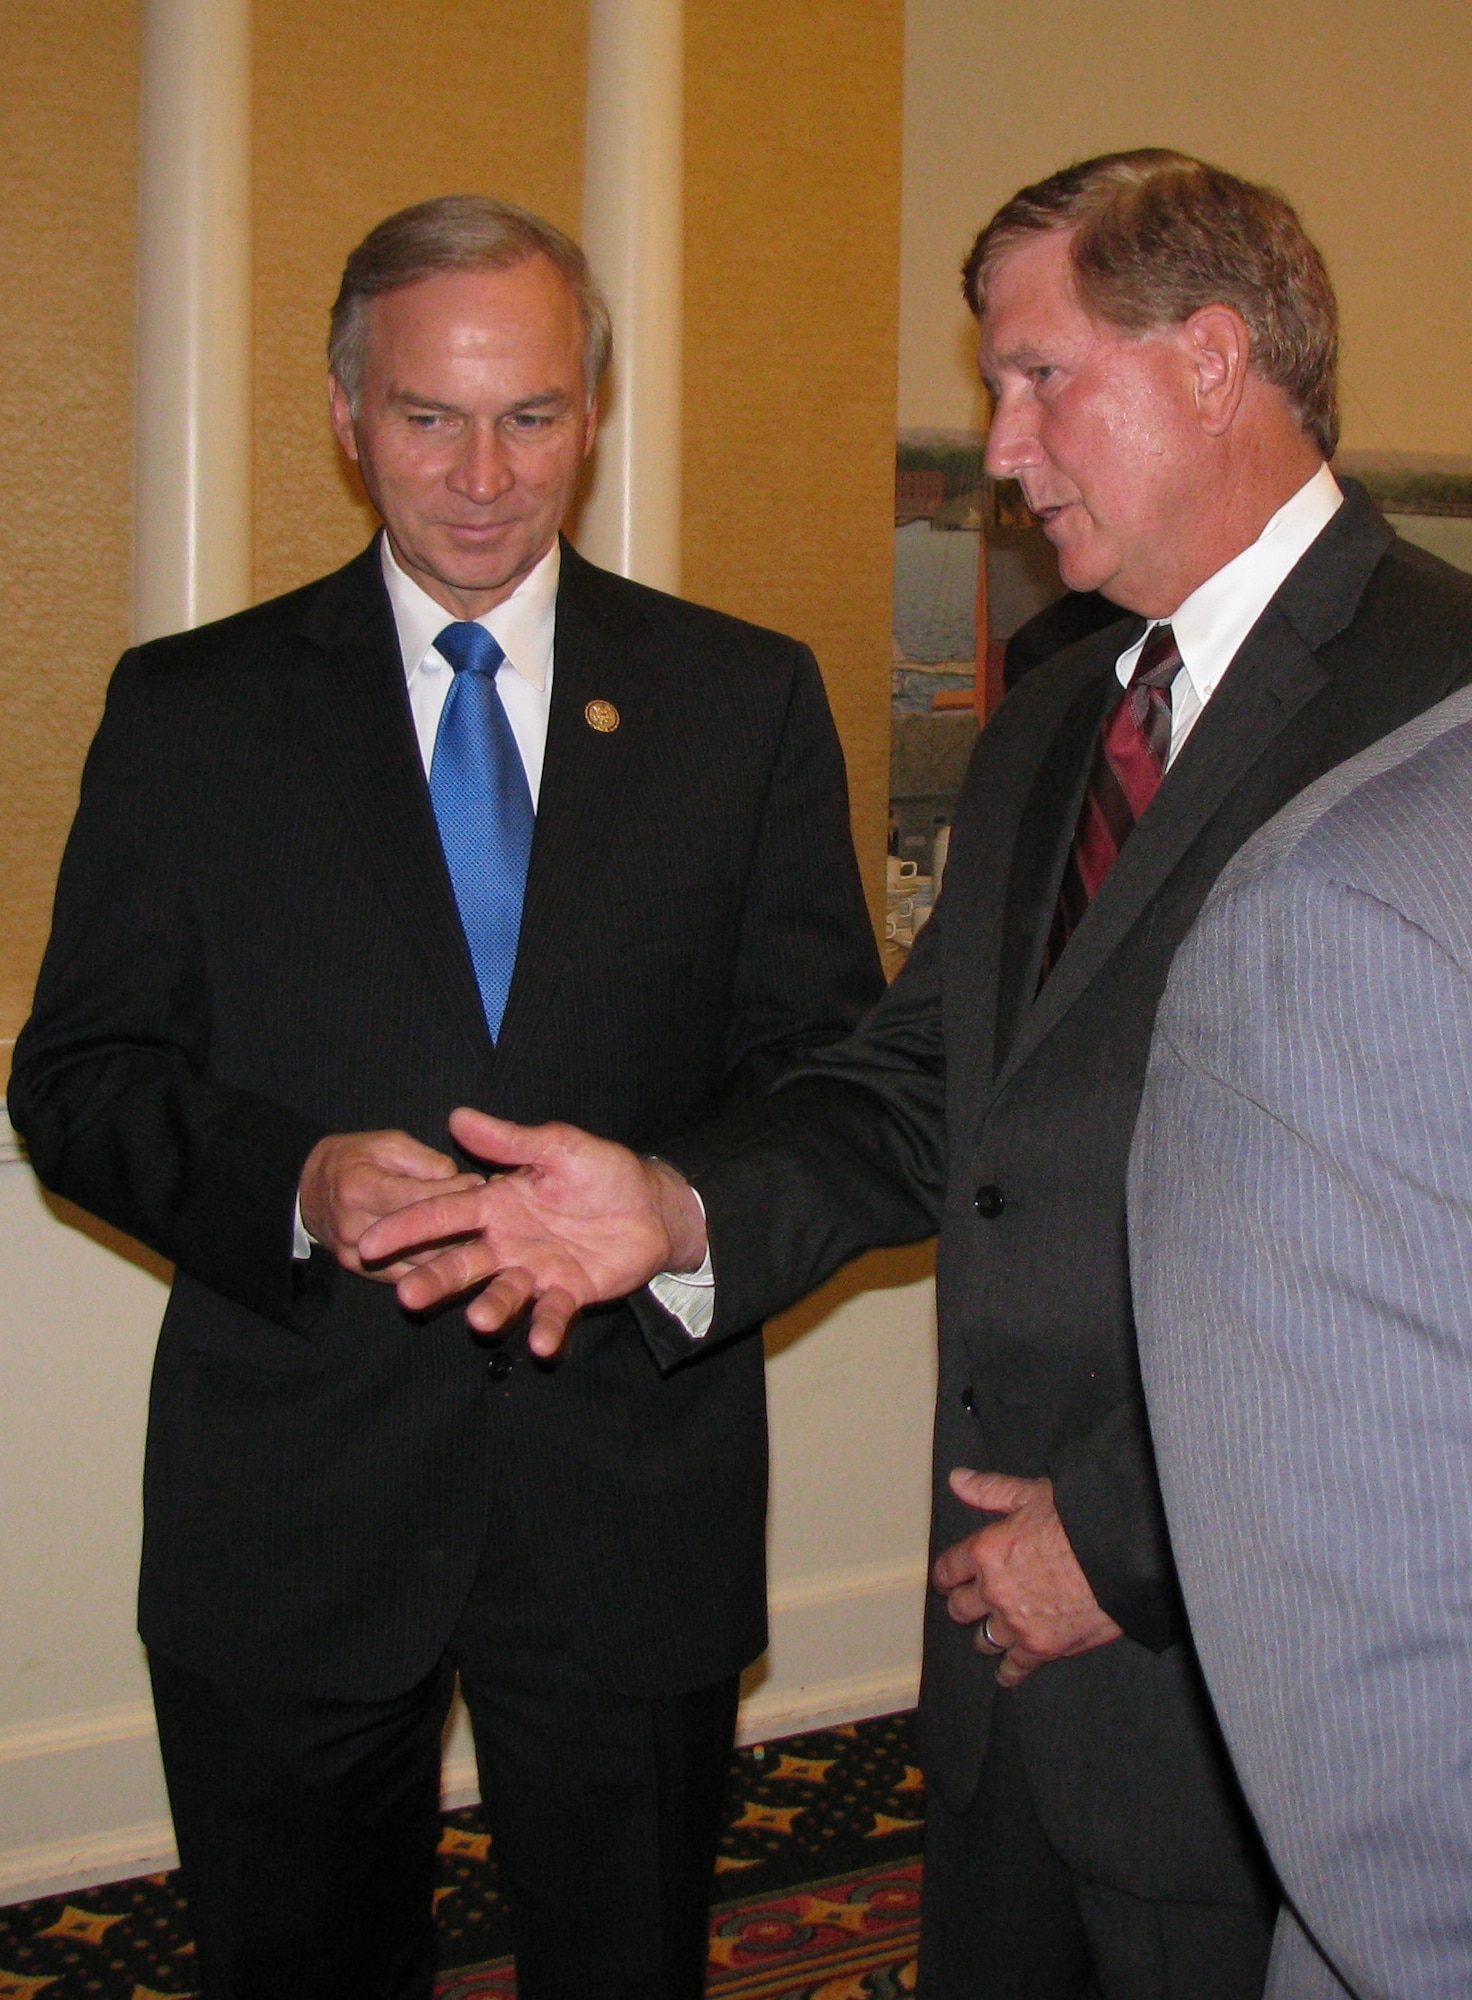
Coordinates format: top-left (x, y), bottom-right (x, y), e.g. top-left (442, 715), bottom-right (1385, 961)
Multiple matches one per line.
top-left (961, 1386), bottom-right (977, 1415)
top-left (487, 1349), bottom-right (514, 1380)
top-left (974, 1184), bottom-right (1005, 1219)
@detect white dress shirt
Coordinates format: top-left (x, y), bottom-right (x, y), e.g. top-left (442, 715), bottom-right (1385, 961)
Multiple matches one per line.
top-left (652, 464), bottom-right (1345, 1335)
top-left (381, 533), bottom-right (559, 798)
top-left (1118, 461), bottom-right (1342, 767)
top-left (293, 535), bottom-right (561, 1257)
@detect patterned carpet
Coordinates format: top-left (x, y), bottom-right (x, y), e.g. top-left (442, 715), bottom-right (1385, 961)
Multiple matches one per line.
top-left (0, 1711), bottom-right (923, 1998)
top-left (435, 1864), bottom-right (921, 1999)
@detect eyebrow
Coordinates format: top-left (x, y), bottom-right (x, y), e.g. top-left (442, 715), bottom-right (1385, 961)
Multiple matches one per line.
top-left (386, 389), bottom-right (576, 414)
top-left (988, 342), bottom-right (1052, 372)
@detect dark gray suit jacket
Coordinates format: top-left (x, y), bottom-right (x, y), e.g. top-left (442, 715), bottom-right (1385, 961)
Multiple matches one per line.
top-left (9, 537), bottom-right (883, 1703)
top-left (1133, 685), bottom-right (1472, 1998)
top-left (639, 484), bottom-right (1472, 1904)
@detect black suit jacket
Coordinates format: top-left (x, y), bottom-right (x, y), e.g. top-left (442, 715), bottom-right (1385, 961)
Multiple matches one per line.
top-left (640, 485), bottom-right (1472, 1901)
top-left (9, 537), bottom-right (883, 1704)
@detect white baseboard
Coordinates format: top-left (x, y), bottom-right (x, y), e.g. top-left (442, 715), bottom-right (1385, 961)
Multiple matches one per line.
top-left (0, 1823), bottom-right (179, 1905)
top-left (0, 1701), bottom-right (173, 1905)
top-left (438, 1660), bottom-right (923, 1812)
top-left (0, 1562), bottom-right (926, 1905)
top-left (739, 1556), bottom-right (923, 1744)
top-left (735, 1664), bottom-right (920, 1744)
top-left (0, 1700), bottom-right (156, 1766)
top-left (0, 1110), bottom-right (24, 1165)
top-left (442, 1557), bottom-right (925, 1808)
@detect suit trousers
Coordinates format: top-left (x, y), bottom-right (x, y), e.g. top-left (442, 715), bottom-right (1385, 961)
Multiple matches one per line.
top-left (150, 1489), bottom-right (740, 2000)
top-left (916, 1693), bottom-right (1275, 2000)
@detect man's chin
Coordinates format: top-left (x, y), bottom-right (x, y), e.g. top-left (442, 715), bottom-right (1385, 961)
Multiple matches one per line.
top-left (1054, 547), bottom-right (1108, 596)
top-left (394, 532), bottom-right (546, 614)
top-left (1040, 509), bottom-right (1091, 575)
top-left (433, 531), bottom-right (526, 582)
top-left (1047, 527), bottom-right (1126, 605)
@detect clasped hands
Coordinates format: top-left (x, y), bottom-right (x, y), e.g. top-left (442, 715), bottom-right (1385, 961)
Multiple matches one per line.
top-left (300, 1108), bottom-right (1123, 1680)
top-left (298, 1106), bottom-right (707, 1356)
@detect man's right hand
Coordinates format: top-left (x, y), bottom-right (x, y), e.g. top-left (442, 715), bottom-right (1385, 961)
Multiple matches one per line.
top-left (298, 1130), bottom-right (487, 1279)
top-left (355, 1107), bottom-right (709, 1355)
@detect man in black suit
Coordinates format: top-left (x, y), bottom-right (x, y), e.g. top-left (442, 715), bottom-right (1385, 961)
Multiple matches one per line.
top-left (1003, 588), bottom-right (1117, 692)
top-left (357, 155), bottom-right (1472, 2000)
top-left (8, 196), bottom-right (882, 2000)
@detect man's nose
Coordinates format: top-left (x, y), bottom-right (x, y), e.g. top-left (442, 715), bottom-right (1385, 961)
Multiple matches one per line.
top-left (449, 423), bottom-right (513, 503)
top-left (983, 396), bottom-right (1041, 481)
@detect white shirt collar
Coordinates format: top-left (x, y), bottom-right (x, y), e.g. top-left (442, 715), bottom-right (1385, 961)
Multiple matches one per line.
top-left (379, 534), bottom-right (560, 691)
top-left (1120, 462), bottom-right (1343, 707)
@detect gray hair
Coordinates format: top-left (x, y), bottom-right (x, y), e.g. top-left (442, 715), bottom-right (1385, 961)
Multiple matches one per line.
top-left (329, 194), bottom-right (612, 410)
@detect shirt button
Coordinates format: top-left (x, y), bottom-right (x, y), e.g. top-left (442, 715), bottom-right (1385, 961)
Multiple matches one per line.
top-left (961, 1386), bottom-right (977, 1415)
top-left (486, 1349), bottom-right (514, 1380)
top-left (974, 1184), bottom-right (1005, 1219)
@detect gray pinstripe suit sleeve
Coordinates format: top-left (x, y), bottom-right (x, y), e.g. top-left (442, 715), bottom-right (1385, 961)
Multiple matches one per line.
top-left (1129, 699), bottom-right (1472, 2000)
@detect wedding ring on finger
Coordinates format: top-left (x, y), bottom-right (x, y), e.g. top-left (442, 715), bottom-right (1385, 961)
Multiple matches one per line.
top-left (976, 1611), bottom-right (1005, 1656)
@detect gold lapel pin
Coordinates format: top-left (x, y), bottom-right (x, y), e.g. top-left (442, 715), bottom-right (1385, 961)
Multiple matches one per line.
top-left (584, 699), bottom-right (620, 733)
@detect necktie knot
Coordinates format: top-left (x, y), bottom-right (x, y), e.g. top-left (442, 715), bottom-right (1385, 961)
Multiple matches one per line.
top-left (1120, 620), bottom-right (1183, 753)
top-left (1130, 621), bottom-right (1183, 693)
top-left (436, 620), bottom-right (505, 679)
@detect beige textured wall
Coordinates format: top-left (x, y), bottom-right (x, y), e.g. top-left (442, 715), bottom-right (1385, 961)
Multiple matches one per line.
top-left (899, 0), bottom-right (1472, 454)
top-left (9, 1), bottom-right (1462, 1053)
top-left (252, 0), bottom-right (589, 602)
top-left (0, 20), bottom-right (925, 1880)
top-left (685, 0), bottom-right (905, 907)
top-left (250, 0), bottom-right (903, 894)
top-left (0, 0), bottom-right (140, 1055)
top-left (1, 2), bottom-right (904, 1065)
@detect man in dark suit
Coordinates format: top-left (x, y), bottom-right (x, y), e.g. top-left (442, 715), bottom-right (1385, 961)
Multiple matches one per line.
top-left (7, 196), bottom-right (882, 2000)
top-left (1003, 587), bottom-right (1118, 692)
top-left (355, 155), bottom-right (1472, 2000)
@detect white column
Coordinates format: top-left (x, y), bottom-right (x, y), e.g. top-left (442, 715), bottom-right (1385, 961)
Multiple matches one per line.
top-left (133, 0), bottom-right (253, 643)
top-left (577, 0), bottom-right (683, 591)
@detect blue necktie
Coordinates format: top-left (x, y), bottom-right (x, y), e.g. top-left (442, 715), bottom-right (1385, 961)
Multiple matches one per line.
top-left (428, 621), bottom-right (535, 1040)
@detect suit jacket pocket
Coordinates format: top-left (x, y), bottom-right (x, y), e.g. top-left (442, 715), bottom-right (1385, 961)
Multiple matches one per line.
top-left (160, 1271), bottom-right (323, 1380)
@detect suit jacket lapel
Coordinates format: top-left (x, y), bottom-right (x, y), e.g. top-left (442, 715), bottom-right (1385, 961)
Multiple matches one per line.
top-left (291, 543), bottom-right (492, 1069)
top-left (990, 660), bottom-right (1119, 1074)
top-left (994, 482), bottom-right (1393, 1092)
top-left (494, 543), bottom-right (659, 1051)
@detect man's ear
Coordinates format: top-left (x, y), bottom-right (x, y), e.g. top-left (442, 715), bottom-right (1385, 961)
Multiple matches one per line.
top-left (327, 374), bottom-right (360, 462)
top-left (1184, 305), bottom-right (1251, 436)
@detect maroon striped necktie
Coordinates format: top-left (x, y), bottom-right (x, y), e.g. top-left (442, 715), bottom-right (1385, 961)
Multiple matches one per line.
top-left (1040, 621), bottom-right (1184, 980)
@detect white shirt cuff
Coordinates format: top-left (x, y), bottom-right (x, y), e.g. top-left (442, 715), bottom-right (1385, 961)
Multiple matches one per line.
top-left (646, 1185), bottom-right (714, 1339)
top-left (648, 1263), bottom-right (715, 1339)
top-left (292, 1198), bottom-right (313, 1261)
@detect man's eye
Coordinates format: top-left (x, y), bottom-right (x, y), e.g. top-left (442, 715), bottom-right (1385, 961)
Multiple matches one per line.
top-left (406, 412), bottom-right (449, 430)
top-left (508, 411), bottom-right (554, 433)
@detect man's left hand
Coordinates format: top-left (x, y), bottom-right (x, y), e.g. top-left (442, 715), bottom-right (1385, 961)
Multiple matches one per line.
top-left (355, 1107), bottom-right (708, 1356)
top-left (931, 1469), bottom-right (1123, 1687)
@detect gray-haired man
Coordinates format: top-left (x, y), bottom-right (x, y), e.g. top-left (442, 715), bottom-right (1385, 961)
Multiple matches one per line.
top-left (10, 195), bottom-right (882, 1998)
